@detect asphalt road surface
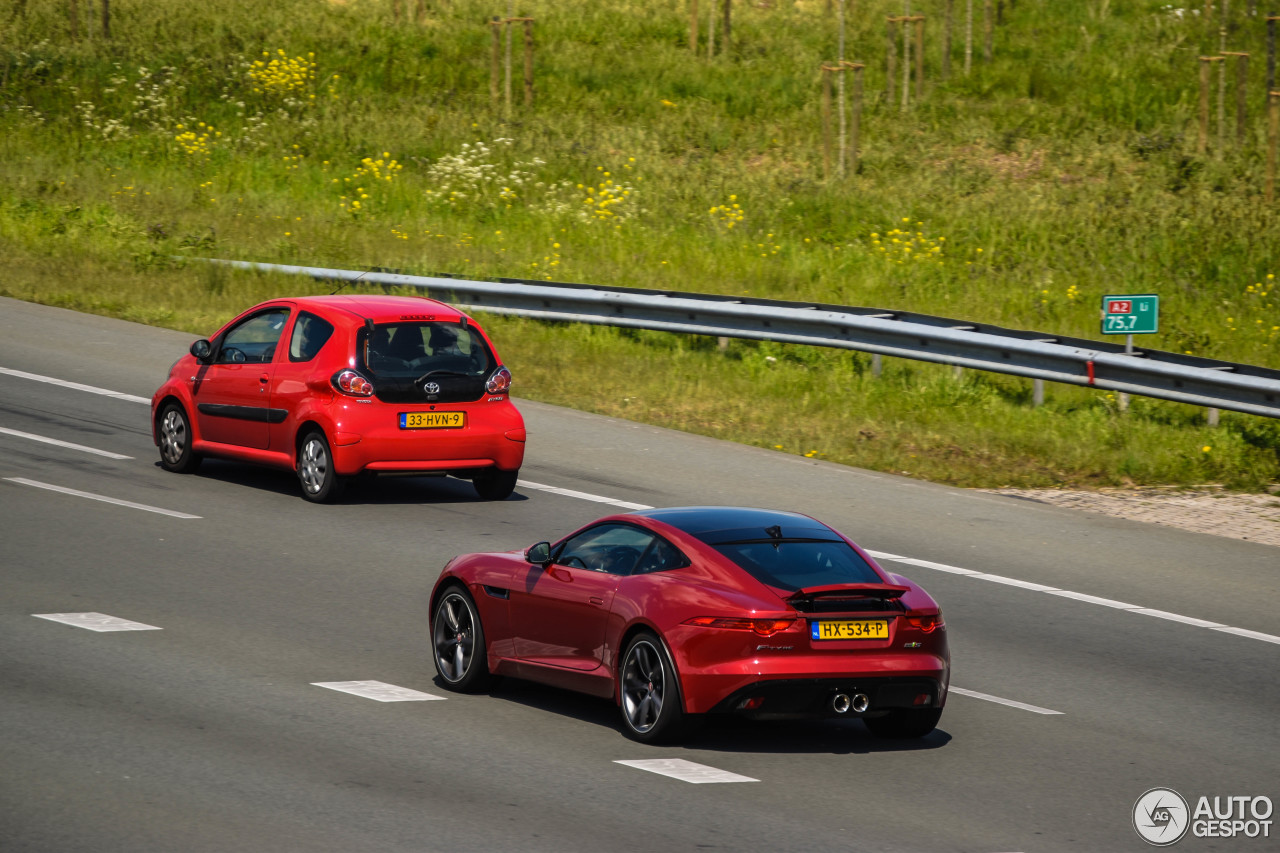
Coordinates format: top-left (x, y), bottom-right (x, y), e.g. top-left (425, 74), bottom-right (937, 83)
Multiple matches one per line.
top-left (2, 296), bottom-right (1277, 852)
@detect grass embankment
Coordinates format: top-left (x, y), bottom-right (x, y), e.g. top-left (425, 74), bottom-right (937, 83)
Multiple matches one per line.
top-left (2, 0), bottom-right (1278, 489)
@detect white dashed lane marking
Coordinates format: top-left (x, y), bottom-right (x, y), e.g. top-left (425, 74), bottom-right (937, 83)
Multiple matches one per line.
top-left (33, 613), bottom-right (161, 632)
top-left (0, 426), bottom-right (133, 459)
top-left (614, 759), bottom-right (758, 784)
top-left (948, 687), bottom-right (1063, 715)
top-left (0, 366), bottom-right (150, 405)
top-left (518, 479), bottom-right (653, 510)
top-left (312, 681), bottom-right (446, 702)
top-left (4, 478), bottom-right (201, 519)
top-left (864, 550), bottom-right (1280, 647)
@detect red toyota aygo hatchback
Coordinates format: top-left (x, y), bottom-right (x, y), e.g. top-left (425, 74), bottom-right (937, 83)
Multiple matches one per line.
top-left (151, 294), bottom-right (525, 502)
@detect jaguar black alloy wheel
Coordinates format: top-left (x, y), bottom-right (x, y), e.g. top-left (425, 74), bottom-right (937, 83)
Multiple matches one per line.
top-left (433, 587), bottom-right (492, 692)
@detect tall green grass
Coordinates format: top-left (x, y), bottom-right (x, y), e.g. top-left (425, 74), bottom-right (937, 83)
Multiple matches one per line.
top-left (2, 0), bottom-right (1278, 489)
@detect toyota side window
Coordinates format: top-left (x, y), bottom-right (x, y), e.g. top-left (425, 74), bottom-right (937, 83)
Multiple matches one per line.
top-left (216, 309), bottom-right (290, 364)
top-left (289, 312), bottom-right (334, 362)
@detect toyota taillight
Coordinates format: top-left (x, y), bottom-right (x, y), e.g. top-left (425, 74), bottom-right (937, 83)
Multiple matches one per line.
top-left (486, 366), bottom-right (512, 394)
top-left (903, 613), bottom-right (944, 634)
top-left (332, 369), bottom-right (374, 397)
top-left (683, 617), bottom-right (796, 637)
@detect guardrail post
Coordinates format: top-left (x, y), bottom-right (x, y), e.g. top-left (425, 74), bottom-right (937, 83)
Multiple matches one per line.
top-left (1033, 378), bottom-right (1045, 407)
top-left (1208, 407), bottom-right (1220, 425)
top-left (871, 353), bottom-right (883, 378)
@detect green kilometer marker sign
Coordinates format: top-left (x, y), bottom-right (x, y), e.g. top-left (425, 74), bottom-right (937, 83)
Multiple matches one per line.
top-left (1101, 294), bottom-right (1159, 335)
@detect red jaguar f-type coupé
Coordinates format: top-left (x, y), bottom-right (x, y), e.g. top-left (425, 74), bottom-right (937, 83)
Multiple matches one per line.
top-left (429, 506), bottom-right (949, 742)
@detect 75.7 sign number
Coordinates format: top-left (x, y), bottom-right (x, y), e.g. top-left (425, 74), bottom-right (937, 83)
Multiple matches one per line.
top-left (1101, 294), bottom-right (1159, 335)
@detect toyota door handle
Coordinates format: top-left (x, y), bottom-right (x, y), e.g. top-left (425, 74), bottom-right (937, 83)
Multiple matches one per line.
top-left (259, 374), bottom-right (270, 383)
top-left (589, 596), bottom-right (605, 606)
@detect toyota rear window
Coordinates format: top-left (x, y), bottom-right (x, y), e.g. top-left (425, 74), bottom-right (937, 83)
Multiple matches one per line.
top-left (360, 322), bottom-right (494, 378)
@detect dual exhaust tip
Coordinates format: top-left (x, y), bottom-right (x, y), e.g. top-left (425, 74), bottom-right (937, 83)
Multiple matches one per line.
top-left (832, 692), bottom-right (870, 714)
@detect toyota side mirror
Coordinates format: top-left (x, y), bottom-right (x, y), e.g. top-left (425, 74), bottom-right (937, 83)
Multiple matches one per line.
top-left (525, 541), bottom-right (552, 566)
top-left (190, 339), bottom-right (212, 362)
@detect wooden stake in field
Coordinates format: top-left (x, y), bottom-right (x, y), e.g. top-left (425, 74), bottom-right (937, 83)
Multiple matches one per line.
top-left (100, 0), bottom-right (109, 39)
top-left (1223, 52), bottom-right (1250, 145)
top-left (1268, 90), bottom-right (1280, 203)
top-left (519, 17), bottom-right (534, 107)
top-left (722, 0), bottom-right (732, 55)
top-left (1268, 17), bottom-right (1278, 97)
top-left (913, 15), bottom-right (925, 99)
top-left (983, 0), bottom-right (993, 64)
top-left (488, 17), bottom-right (535, 115)
top-left (707, 0), bottom-right (716, 58)
top-left (942, 0), bottom-right (953, 81)
top-left (821, 61), bottom-right (865, 180)
top-left (1198, 56), bottom-right (1223, 154)
top-left (964, 0), bottom-right (973, 75)
top-left (67, 0), bottom-right (79, 39)
top-left (886, 17), bottom-right (899, 102)
top-left (490, 18), bottom-right (502, 108)
top-left (689, 0), bottom-right (699, 52)
top-left (847, 61), bottom-right (864, 174)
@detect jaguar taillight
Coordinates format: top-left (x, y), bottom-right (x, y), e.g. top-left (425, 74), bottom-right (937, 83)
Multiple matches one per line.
top-left (332, 369), bottom-right (374, 397)
top-left (683, 617), bottom-right (796, 637)
top-left (903, 612), bottom-right (944, 634)
top-left (486, 366), bottom-right (512, 395)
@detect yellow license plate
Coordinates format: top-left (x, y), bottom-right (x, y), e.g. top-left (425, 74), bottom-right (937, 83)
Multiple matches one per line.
top-left (811, 620), bottom-right (889, 640)
top-left (399, 411), bottom-right (466, 429)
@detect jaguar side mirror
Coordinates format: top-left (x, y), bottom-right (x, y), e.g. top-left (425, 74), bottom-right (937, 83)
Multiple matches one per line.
top-left (525, 541), bottom-right (552, 567)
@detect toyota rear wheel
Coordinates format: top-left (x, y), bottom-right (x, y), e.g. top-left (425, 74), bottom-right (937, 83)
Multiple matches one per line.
top-left (297, 430), bottom-right (346, 503)
top-left (473, 468), bottom-right (518, 501)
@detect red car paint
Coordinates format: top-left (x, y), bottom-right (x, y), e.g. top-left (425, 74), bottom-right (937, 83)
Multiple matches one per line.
top-left (151, 294), bottom-right (524, 501)
top-left (430, 507), bottom-right (949, 742)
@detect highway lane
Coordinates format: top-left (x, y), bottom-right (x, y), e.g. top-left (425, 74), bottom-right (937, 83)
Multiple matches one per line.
top-left (1, 296), bottom-right (1278, 852)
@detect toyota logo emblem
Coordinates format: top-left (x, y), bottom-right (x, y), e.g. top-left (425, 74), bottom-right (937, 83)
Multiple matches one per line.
top-left (423, 381), bottom-right (441, 394)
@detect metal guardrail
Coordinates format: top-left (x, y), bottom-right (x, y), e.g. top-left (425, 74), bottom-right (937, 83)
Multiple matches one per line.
top-left (203, 259), bottom-right (1280, 419)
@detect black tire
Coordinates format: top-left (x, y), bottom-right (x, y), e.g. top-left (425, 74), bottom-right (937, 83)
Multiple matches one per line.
top-left (297, 429), bottom-right (346, 503)
top-left (157, 402), bottom-right (202, 474)
top-left (619, 631), bottom-right (686, 744)
top-left (473, 468), bottom-right (518, 501)
top-left (863, 707), bottom-right (943, 739)
top-left (432, 586), bottom-right (493, 692)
